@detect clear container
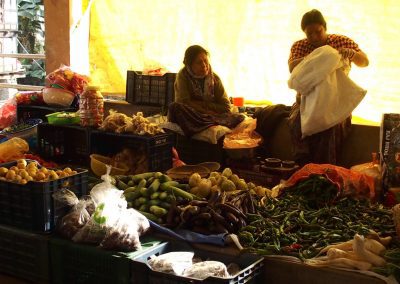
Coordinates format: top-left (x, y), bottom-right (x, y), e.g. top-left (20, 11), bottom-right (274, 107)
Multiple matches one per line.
top-left (79, 86), bottom-right (104, 127)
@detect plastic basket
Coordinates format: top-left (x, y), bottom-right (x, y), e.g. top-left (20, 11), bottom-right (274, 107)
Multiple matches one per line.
top-left (90, 130), bottom-right (174, 173)
top-left (0, 224), bottom-right (50, 283)
top-left (0, 118), bottom-right (42, 150)
top-left (132, 242), bottom-right (264, 283)
top-left (46, 112), bottom-right (80, 125)
top-left (126, 71), bottom-right (176, 109)
top-left (37, 123), bottom-right (91, 166)
top-left (17, 105), bottom-right (78, 122)
top-left (0, 160), bottom-right (88, 233)
top-left (50, 236), bottom-right (163, 284)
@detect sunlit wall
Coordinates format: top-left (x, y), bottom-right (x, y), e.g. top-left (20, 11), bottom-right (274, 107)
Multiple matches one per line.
top-left (88, 0), bottom-right (400, 124)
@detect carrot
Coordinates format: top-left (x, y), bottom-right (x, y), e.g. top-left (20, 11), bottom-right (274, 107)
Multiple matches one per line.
top-left (364, 238), bottom-right (386, 256)
top-left (327, 248), bottom-right (361, 261)
top-left (317, 240), bottom-right (353, 256)
top-left (353, 234), bottom-right (386, 267)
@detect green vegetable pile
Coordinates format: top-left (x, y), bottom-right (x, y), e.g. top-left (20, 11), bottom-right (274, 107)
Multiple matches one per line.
top-left (239, 175), bottom-right (395, 259)
top-left (113, 172), bottom-right (196, 224)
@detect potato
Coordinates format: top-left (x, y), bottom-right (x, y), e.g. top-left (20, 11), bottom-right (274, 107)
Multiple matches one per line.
top-left (10, 166), bottom-right (19, 172)
top-left (49, 170), bottom-right (59, 180)
top-left (27, 162), bottom-right (38, 170)
top-left (17, 163), bottom-right (26, 170)
top-left (35, 172), bottom-right (46, 181)
top-left (17, 159), bottom-right (27, 167)
top-left (5, 170), bottom-right (16, 180)
top-left (14, 175), bottom-right (22, 183)
top-left (19, 170), bottom-right (29, 180)
top-left (0, 167), bottom-right (8, 177)
top-left (27, 169), bottom-right (37, 178)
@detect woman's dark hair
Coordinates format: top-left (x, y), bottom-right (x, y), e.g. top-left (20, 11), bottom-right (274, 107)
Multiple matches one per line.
top-left (183, 45), bottom-right (209, 66)
top-left (301, 9), bottom-right (327, 31)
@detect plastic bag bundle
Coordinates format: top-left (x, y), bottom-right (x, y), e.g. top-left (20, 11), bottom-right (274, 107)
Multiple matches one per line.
top-left (148, 251), bottom-right (194, 276)
top-left (57, 200), bottom-right (91, 239)
top-left (100, 208), bottom-right (150, 251)
top-left (183, 261), bottom-right (230, 279)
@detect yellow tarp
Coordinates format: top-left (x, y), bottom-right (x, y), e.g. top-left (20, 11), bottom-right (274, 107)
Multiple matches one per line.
top-left (89, 0), bottom-right (400, 123)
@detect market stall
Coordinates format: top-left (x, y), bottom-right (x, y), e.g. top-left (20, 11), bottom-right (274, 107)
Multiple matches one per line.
top-left (0, 66), bottom-right (400, 284)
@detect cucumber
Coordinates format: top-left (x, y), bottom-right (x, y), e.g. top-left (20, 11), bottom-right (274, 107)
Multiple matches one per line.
top-left (150, 192), bottom-right (160, 200)
top-left (146, 177), bottom-right (156, 187)
top-left (124, 190), bottom-right (141, 201)
top-left (137, 197), bottom-right (148, 205)
top-left (150, 205), bottom-right (168, 217)
top-left (138, 204), bottom-right (150, 212)
top-left (130, 172), bottom-right (155, 183)
top-left (159, 201), bottom-right (171, 210)
top-left (161, 185), bottom-right (193, 201)
top-left (138, 210), bottom-right (159, 222)
top-left (149, 199), bottom-right (161, 206)
top-left (114, 175), bottom-right (129, 183)
top-left (159, 174), bottom-right (172, 183)
top-left (137, 179), bottom-right (147, 190)
top-left (160, 181), bottom-right (179, 190)
top-left (154, 172), bottom-right (163, 178)
top-left (175, 184), bottom-right (190, 191)
top-left (148, 179), bottom-right (161, 193)
top-left (123, 186), bottom-right (137, 194)
top-left (117, 180), bottom-right (129, 191)
top-left (127, 180), bottom-right (135, 186)
top-left (133, 199), bottom-right (142, 208)
top-left (159, 192), bottom-right (168, 200)
top-left (140, 187), bottom-right (150, 197)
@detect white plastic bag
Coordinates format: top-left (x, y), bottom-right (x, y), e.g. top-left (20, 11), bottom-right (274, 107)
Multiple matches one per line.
top-left (183, 261), bottom-right (230, 279)
top-left (90, 166), bottom-right (127, 209)
top-left (148, 251), bottom-right (194, 276)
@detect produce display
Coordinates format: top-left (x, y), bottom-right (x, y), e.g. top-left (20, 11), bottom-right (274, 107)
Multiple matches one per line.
top-left (0, 159), bottom-right (77, 184)
top-left (239, 175), bottom-right (395, 259)
top-left (188, 167), bottom-right (273, 199)
top-left (113, 172), bottom-right (196, 224)
top-left (1, 121), bottom-right (37, 134)
top-left (100, 110), bottom-right (164, 135)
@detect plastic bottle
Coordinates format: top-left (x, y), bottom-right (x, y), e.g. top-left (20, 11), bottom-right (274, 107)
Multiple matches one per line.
top-left (0, 137), bottom-right (29, 162)
top-left (79, 85), bottom-right (104, 127)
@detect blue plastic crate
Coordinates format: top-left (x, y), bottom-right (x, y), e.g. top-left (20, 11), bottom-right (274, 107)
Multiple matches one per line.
top-left (132, 242), bottom-right (264, 283)
top-left (0, 160), bottom-right (88, 233)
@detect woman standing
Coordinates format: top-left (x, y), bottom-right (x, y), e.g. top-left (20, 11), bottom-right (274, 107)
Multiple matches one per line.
top-left (288, 9), bottom-right (369, 165)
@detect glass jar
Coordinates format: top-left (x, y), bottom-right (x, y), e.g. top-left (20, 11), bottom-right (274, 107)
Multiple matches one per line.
top-left (79, 85), bottom-right (104, 127)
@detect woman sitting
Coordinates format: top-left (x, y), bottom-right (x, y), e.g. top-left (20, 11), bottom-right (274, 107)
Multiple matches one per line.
top-left (169, 45), bottom-right (244, 137)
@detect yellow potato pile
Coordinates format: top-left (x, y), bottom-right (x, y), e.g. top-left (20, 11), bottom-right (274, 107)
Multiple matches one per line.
top-left (0, 159), bottom-right (77, 184)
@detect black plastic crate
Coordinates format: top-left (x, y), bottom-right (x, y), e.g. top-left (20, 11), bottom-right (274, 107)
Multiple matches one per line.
top-left (50, 236), bottom-right (162, 284)
top-left (91, 130), bottom-right (174, 173)
top-left (175, 134), bottom-right (226, 165)
top-left (37, 123), bottom-right (91, 166)
top-left (126, 71), bottom-right (176, 109)
top-left (132, 242), bottom-right (264, 283)
top-left (0, 224), bottom-right (50, 283)
top-left (0, 160), bottom-right (88, 233)
top-left (17, 105), bottom-right (78, 122)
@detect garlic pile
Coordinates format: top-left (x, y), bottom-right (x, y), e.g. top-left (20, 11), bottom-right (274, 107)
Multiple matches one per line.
top-left (99, 110), bottom-right (164, 136)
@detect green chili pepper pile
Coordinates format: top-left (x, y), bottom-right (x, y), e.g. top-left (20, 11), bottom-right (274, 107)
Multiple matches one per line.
top-left (239, 175), bottom-right (395, 259)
